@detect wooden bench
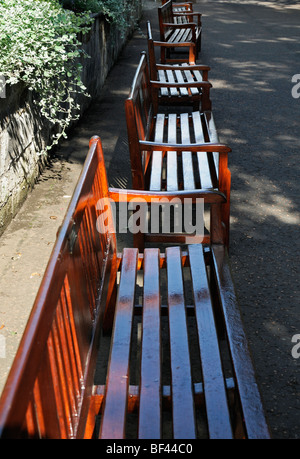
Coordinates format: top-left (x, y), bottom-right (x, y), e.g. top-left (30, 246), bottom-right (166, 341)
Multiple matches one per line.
top-left (0, 137), bottom-right (270, 439)
top-left (125, 52), bottom-right (230, 248)
top-left (147, 21), bottom-right (212, 111)
top-left (162, 0), bottom-right (194, 23)
top-left (158, 0), bottom-right (202, 62)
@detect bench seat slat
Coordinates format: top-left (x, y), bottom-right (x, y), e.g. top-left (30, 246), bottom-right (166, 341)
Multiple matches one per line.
top-left (192, 112), bottom-right (214, 189)
top-left (180, 113), bottom-right (195, 190)
top-left (173, 69), bottom-right (189, 96)
top-left (156, 66), bottom-right (204, 99)
top-left (138, 249), bottom-right (162, 439)
top-left (183, 68), bottom-right (201, 96)
top-left (99, 248), bottom-right (138, 439)
top-left (157, 69), bottom-right (169, 96)
top-left (211, 245), bottom-right (270, 439)
top-left (204, 111), bottom-right (219, 182)
top-left (166, 69), bottom-right (180, 97)
top-left (167, 28), bottom-right (188, 44)
top-left (167, 114), bottom-right (178, 191)
top-left (151, 112), bottom-right (219, 192)
top-left (150, 114), bottom-right (165, 191)
top-left (188, 245), bottom-right (233, 439)
top-left (166, 246), bottom-right (196, 439)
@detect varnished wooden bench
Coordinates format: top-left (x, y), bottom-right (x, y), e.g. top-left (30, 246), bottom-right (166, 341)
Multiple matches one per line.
top-left (162, 0), bottom-right (194, 23)
top-left (147, 21), bottom-right (212, 111)
top-left (158, 0), bottom-right (202, 62)
top-left (0, 137), bottom-right (270, 439)
top-left (125, 52), bottom-right (230, 248)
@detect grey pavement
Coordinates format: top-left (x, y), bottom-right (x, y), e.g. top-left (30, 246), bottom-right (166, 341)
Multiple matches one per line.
top-left (0, 0), bottom-right (299, 439)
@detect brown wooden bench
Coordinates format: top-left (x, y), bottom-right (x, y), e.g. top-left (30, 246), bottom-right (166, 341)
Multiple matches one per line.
top-left (147, 21), bottom-right (212, 111)
top-left (158, 0), bottom-right (202, 62)
top-left (0, 136), bottom-right (270, 439)
top-left (125, 52), bottom-right (230, 248)
top-left (162, 0), bottom-right (194, 22)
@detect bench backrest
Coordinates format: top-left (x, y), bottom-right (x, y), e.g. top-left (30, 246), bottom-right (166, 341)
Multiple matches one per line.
top-left (161, 0), bottom-right (193, 23)
top-left (158, 0), bottom-right (174, 40)
top-left (147, 22), bottom-right (160, 84)
top-left (125, 52), bottom-right (154, 190)
top-left (0, 138), bottom-right (117, 439)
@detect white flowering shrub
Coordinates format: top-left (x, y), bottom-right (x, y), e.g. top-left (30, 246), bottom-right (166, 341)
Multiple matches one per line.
top-left (0, 0), bottom-right (93, 153)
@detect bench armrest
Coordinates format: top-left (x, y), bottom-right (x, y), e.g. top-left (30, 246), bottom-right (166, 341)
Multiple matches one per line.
top-left (155, 63), bottom-right (210, 72)
top-left (109, 188), bottom-right (226, 204)
top-left (153, 39), bottom-right (196, 48)
top-left (173, 12), bottom-right (201, 17)
top-left (150, 80), bottom-right (212, 90)
top-left (154, 64), bottom-right (210, 81)
top-left (139, 141), bottom-right (231, 154)
top-left (173, 2), bottom-right (193, 7)
top-left (162, 22), bottom-right (196, 30)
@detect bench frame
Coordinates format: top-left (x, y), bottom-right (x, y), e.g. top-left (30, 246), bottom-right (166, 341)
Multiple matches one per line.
top-left (158, 0), bottom-right (202, 62)
top-left (0, 137), bottom-right (270, 439)
top-left (147, 20), bottom-right (212, 111)
top-left (125, 52), bottom-right (231, 248)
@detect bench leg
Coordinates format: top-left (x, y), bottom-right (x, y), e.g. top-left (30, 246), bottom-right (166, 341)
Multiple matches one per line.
top-left (201, 87), bottom-right (212, 112)
top-left (133, 232), bottom-right (146, 252)
top-left (198, 32), bottom-right (202, 53)
top-left (102, 252), bottom-right (118, 333)
top-left (210, 203), bottom-right (225, 245)
top-left (219, 152), bottom-right (231, 248)
top-left (221, 200), bottom-right (230, 249)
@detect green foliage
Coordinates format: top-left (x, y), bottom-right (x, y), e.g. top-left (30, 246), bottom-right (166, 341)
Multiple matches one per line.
top-left (0, 0), bottom-right (93, 153)
top-left (59, 0), bottom-right (137, 35)
top-left (59, 0), bottom-right (102, 13)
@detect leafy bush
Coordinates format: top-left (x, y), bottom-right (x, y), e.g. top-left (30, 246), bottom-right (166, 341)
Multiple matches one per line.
top-left (59, 0), bottom-right (136, 34)
top-left (59, 0), bottom-right (102, 13)
top-left (0, 0), bottom-right (93, 153)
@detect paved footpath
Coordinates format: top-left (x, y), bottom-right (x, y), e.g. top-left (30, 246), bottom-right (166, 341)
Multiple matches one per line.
top-left (0, 0), bottom-right (299, 439)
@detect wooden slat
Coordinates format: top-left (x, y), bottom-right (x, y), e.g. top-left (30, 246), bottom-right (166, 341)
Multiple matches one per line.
top-left (138, 249), bottom-right (162, 439)
top-left (166, 246), bottom-right (196, 439)
top-left (167, 114), bottom-right (178, 191)
top-left (32, 379), bottom-right (46, 438)
top-left (180, 113), bottom-right (195, 189)
top-left (183, 68), bottom-right (201, 96)
top-left (211, 245), bottom-right (270, 439)
top-left (150, 113), bottom-right (165, 191)
top-left (157, 69), bottom-right (169, 97)
top-left (37, 350), bottom-right (62, 439)
top-left (192, 112), bottom-right (213, 189)
top-left (204, 112), bottom-right (219, 181)
top-left (93, 377), bottom-right (236, 414)
top-left (166, 69), bottom-right (179, 97)
top-left (188, 245), bottom-right (233, 439)
top-left (173, 68), bottom-right (189, 96)
top-left (47, 330), bottom-right (69, 438)
top-left (99, 248), bottom-right (138, 439)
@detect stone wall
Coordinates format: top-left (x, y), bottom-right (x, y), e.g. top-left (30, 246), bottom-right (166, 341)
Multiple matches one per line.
top-left (0, 1), bottom-right (142, 236)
